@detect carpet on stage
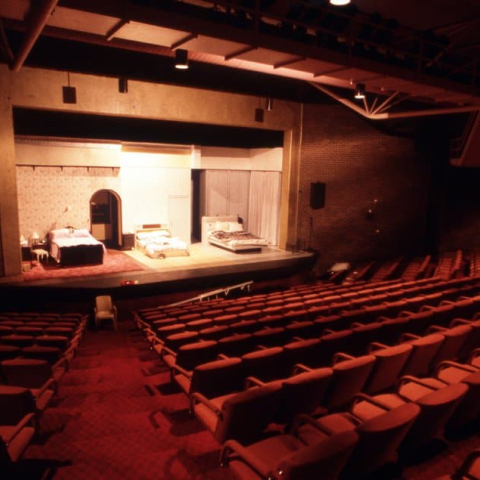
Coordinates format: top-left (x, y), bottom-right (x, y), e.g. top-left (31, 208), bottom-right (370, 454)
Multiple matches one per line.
top-left (22, 250), bottom-right (147, 282)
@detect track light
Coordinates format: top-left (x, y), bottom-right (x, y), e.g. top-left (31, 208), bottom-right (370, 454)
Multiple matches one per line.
top-left (175, 49), bottom-right (189, 70)
top-left (354, 83), bottom-right (366, 100)
top-left (329, 0), bottom-right (351, 5)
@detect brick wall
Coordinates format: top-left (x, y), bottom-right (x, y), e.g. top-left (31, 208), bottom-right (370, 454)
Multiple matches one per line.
top-left (298, 104), bottom-right (431, 273)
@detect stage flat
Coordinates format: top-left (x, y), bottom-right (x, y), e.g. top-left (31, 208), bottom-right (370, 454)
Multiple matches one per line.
top-left (7, 243), bottom-right (316, 297)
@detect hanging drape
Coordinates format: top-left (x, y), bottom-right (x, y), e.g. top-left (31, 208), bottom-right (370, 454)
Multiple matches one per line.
top-left (248, 171), bottom-right (281, 245)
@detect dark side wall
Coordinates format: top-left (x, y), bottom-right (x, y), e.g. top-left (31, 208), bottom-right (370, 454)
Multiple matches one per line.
top-left (440, 166), bottom-right (480, 252)
top-left (298, 103), bottom-right (433, 273)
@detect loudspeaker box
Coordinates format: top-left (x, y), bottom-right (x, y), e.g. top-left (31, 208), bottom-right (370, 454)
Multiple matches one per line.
top-left (310, 182), bottom-right (326, 209)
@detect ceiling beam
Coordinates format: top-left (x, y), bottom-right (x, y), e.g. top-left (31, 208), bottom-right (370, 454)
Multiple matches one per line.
top-left (10, 0), bottom-right (60, 72)
top-left (106, 19), bottom-right (129, 42)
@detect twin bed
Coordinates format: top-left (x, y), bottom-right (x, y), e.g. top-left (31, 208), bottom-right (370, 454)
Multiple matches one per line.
top-left (202, 215), bottom-right (269, 252)
top-left (134, 224), bottom-right (189, 259)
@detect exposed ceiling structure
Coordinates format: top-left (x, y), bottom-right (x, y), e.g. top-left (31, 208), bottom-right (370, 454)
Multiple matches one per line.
top-left (2, 0), bottom-right (480, 118)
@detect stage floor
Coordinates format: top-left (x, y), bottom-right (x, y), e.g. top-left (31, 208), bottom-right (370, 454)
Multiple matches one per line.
top-left (13, 243), bottom-right (316, 292)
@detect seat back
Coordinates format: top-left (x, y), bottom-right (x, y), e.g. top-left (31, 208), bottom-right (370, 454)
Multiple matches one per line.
top-left (277, 367), bottom-right (333, 424)
top-left (216, 383), bottom-right (283, 443)
top-left (241, 347), bottom-right (286, 381)
top-left (400, 333), bottom-right (444, 377)
top-left (401, 382), bottom-right (468, 452)
top-left (363, 344), bottom-right (413, 395)
top-left (323, 355), bottom-right (376, 411)
top-left (342, 402), bottom-right (420, 479)
top-left (0, 386), bottom-right (35, 425)
top-left (1, 358), bottom-right (53, 389)
top-left (189, 357), bottom-right (244, 398)
top-left (431, 325), bottom-right (472, 366)
top-left (175, 340), bottom-right (218, 371)
top-left (276, 430), bottom-right (359, 480)
top-left (95, 295), bottom-right (113, 313)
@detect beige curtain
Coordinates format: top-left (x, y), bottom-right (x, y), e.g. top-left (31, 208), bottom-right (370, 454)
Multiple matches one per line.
top-left (248, 171), bottom-right (281, 246)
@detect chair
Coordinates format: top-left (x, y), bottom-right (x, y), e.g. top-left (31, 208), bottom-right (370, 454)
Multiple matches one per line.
top-left (0, 411), bottom-right (36, 467)
top-left (94, 295), bottom-right (118, 331)
top-left (296, 403), bottom-right (420, 480)
top-left (220, 428), bottom-right (358, 480)
top-left (192, 383), bottom-right (284, 444)
top-left (434, 449), bottom-right (480, 480)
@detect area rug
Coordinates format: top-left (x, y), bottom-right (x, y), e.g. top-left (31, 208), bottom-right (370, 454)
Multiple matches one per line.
top-left (22, 250), bottom-right (147, 282)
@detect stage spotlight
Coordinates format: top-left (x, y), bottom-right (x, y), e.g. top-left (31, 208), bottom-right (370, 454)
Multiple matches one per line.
top-left (354, 83), bottom-right (366, 99)
top-left (175, 49), bottom-right (189, 70)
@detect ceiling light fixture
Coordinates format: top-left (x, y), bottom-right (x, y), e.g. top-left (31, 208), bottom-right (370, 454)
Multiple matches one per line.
top-left (329, 0), bottom-right (351, 5)
top-left (175, 49), bottom-right (189, 70)
top-left (354, 83), bottom-right (366, 100)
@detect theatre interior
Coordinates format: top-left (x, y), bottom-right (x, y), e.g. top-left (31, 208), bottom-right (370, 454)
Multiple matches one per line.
top-left (3, 0), bottom-right (480, 478)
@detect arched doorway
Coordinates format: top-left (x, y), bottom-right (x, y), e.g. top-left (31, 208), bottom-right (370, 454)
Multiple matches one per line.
top-left (90, 190), bottom-right (122, 249)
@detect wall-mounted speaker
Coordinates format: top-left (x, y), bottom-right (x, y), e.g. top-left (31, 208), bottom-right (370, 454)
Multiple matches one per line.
top-left (310, 182), bottom-right (326, 209)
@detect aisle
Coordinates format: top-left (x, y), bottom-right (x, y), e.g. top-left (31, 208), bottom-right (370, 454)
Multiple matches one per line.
top-left (18, 322), bottom-right (233, 480)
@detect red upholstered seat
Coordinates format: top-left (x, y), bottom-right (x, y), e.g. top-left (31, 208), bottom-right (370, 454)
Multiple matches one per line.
top-left (221, 428), bottom-right (358, 480)
top-left (192, 383), bottom-right (284, 444)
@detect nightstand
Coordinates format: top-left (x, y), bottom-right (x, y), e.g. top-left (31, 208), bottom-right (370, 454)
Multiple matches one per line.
top-left (122, 233), bottom-right (135, 250)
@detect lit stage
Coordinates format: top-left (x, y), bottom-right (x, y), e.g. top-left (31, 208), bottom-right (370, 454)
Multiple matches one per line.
top-left (2, 244), bottom-right (317, 306)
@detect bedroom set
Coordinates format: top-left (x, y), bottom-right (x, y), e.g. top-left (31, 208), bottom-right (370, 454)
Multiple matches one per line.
top-left (33, 217), bottom-right (269, 267)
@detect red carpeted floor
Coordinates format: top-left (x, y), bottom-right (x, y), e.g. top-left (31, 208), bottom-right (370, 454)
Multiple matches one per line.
top-left (10, 320), bottom-right (480, 480)
top-left (22, 250), bottom-right (147, 282)
top-left (13, 321), bottom-right (234, 480)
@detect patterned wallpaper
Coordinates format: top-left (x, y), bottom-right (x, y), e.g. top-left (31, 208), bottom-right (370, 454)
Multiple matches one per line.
top-left (16, 166), bottom-right (120, 241)
top-left (16, 164), bottom-right (192, 243)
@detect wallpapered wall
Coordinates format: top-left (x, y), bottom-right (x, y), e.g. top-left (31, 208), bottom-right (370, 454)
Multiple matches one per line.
top-left (16, 164), bottom-right (191, 242)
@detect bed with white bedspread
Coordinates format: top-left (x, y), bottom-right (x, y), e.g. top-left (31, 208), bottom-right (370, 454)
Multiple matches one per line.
top-left (202, 216), bottom-right (269, 252)
top-left (134, 224), bottom-right (189, 258)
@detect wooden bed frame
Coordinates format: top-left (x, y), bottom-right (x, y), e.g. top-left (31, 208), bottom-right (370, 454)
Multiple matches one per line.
top-left (134, 223), bottom-right (189, 258)
top-left (201, 216), bottom-right (267, 253)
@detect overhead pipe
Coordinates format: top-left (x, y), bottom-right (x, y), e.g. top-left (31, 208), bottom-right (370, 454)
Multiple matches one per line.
top-left (310, 82), bottom-right (480, 120)
top-left (10, 0), bottom-right (60, 72)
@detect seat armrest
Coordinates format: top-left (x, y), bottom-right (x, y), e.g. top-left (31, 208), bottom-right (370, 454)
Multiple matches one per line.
top-left (332, 352), bottom-right (354, 364)
top-left (399, 332), bottom-right (420, 342)
top-left (292, 363), bottom-right (312, 374)
top-left (352, 393), bottom-right (392, 412)
top-left (220, 439), bottom-right (271, 477)
top-left (36, 377), bottom-right (58, 398)
top-left (191, 392), bottom-right (221, 416)
top-left (351, 322), bottom-right (364, 328)
top-left (450, 318), bottom-right (470, 327)
top-left (437, 361), bottom-right (477, 375)
top-left (292, 414), bottom-right (336, 436)
top-left (398, 310), bottom-right (414, 317)
top-left (419, 305), bottom-right (433, 312)
top-left (3, 413), bottom-right (36, 445)
top-left (244, 376), bottom-right (265, 389)
top-left (171, 363), bottom-right (192, 379)
top-left (397, 375), bottom-right (435, 391)
top-left (217, 354), bottom-right (229, 360)
top-left (469, 348), bottom-right (480, 363)
top-left (426, 325), bottom-right (447, 334)
top-left (368, 342), bottom-right (389, 352)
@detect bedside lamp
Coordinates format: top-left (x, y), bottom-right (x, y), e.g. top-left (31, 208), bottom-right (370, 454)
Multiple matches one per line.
top-left (31, 232), bottom-right (40, 246)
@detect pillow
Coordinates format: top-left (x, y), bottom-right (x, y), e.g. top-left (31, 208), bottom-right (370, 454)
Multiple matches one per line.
top-left (72, 229), bottom-right (90, 238)
top-left (50, 228), bottom-right (71, 239)
top-left (215, 221), bottom-right (230, 232)
top-left (228, 222), bottom-right (243, 233)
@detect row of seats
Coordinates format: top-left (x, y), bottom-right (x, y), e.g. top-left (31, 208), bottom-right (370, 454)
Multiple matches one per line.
top-left (0, 312), bottom-right (87, 470)
top-left (198, 318), bottom-right (480, 479)
top-left (144, 288), bottom-right (480, 385)
top-left (183, 315), bottom-right (479, 432)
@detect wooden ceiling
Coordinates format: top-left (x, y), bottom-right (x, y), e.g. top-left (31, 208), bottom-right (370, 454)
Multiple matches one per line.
top-left (2, 0), bottom-right (480, 116)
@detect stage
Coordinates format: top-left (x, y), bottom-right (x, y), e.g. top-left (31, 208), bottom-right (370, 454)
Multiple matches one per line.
top-left (1, 243), bottom-right (317, 308)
